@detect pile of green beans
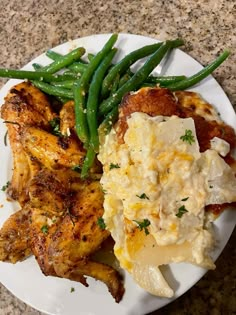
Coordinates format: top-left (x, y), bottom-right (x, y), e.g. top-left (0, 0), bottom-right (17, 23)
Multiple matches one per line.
top-left (0, 33), bottom-right (230, 178)
top-left (73, 33), bottom-right (118, 146)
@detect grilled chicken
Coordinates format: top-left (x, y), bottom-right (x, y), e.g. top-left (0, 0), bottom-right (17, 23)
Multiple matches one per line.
top-left (0, 82), bottom-right (55, 205)
top-left (0, 82), bottom-right (124, 302)
top-left (0, 206), bottom-right (32, 263)
top-left (28, 168), bottom-right (124, 302)
top-left (21, 126), bottom-right (85, 169)
top-left (47, 178), bottom-right (124, 302)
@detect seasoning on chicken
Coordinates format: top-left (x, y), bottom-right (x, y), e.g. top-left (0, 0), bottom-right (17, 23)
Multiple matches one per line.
top-left (0, 82), bottom-right (125, 303)
top-left (0, 81), bottom-right (55, 205)
top-left (0, 206), bottom-right (32, 263)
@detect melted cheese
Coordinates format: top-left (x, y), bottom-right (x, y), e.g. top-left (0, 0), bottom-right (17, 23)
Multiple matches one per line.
top-left (98, 113), bottom-right (236, 297)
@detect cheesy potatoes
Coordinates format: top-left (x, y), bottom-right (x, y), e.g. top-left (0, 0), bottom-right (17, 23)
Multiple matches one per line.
top-left (98, 88), bottom-right (236, 297)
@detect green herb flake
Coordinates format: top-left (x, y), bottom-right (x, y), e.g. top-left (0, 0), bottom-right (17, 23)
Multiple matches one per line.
top-left (52, 217), bottom-right (57, 224)
top-left (101, 187), bottom-right (107, 194)
top-left (109, 163), bottom-right (120, 170)
top-left (1, 181), bottom-right (10, 192)
top-left (136, 193), bottom-right (150, 200)
top-left (180, 129), bottom-right (195, 145)
top-left (209, 185), bottom-right (213, 189)
top-left (176, 205), bottom-right (188, 218)
top-left (41, 225), bottom-right (49, 234)
top-left (97, 217), bottom-right (106, 230)
top-left (133, 219), bottom-right (151, 235)
top-left (70, 287), bottom-right (75, 293)
top-left (49, 117), bottom-right (62, 137)
top-left (181, 197), bottom-right (189, 201)
top-left (71, 165), bottom-right (81, 172)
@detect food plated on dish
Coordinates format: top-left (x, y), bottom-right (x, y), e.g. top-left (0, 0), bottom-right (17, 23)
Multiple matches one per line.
top-left (99, 86), bottom-right (236, 297)
top-left (0, 33), bottom-right (235, 314)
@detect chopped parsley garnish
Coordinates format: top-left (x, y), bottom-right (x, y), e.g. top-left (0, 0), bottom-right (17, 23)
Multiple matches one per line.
top-left (133, 219), bottom-right (151, 235)
top-left (41, 225), bottom-right (49, 234)
top-left (109, 163), bottom-right (120, 170)
top-left (1, 181), bottom-right (10, 192)
top-left (176, 205), bottom-right (188, 218)
top-left (136, 193), bottom-right (149, 200)
top-left (70, 287), bottom-right (75, 293)
top-left (101, 187), bottom-right (107, 194)
top-left (181, 197), bottom-right (189, 201)
top-left (97, 217), bottom-right (106, 230)
top-left (49, 117), bottom-right (62, 137)
top-left (180, 129), bottom-right (195, 145)
top-left (52, 217), bottom-right (57, 223)
top-left (71, 165), bottom-right (81, 172)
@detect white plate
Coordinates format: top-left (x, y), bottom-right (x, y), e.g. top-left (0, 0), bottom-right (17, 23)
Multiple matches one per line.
top-left (0, 33), bottom-right (236, 315)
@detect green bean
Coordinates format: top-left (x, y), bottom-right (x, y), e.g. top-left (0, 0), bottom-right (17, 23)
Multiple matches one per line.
top-left (47, 50), bottom-right (88, 64)
top-left (118, 72), bottom-right (186, 88)
top-left (42, 47), bottom-right (85, 73)
top-left (51, 80), bottom-right (75, 89)
top-left (46, 50), bottom-right (88, 73)
top-left (99, 106), bottom-right (119, 136)
top-left (0, 68), bottom-right (77, 82)
top-left (46, 50), bottom-right (62, 60)
top-left (80, 147), bottom-right (96, 179)
top-left (87, 53), bottom-right (95, 61)
top-left (87, 48), bottom-right (117, 152)
top-left (99, 39), bottom-right (183, 117)
top-left (32, 80), bottom-right (73, 98)
top-left (62, 70), bottom-right (80, 78)
top-left (32, 63), bottom-right (42, 70)
top-left (73, 33), bottom-right (118, 145)
top-left (145, 75), bottom-right (186, 84)
top-left (55, 96), bottom-right (71, 104)
top-left (118, 72), bottom-right (132, 89)
top-left (101, 42), bottom-right (165, 98)
top-left (141, 83), bottom-right (157, 88)
top-left (68, 63), bottom-right (88, 73)
top-left (110, 74), bottom-right (120, 95)
top-left (73, 80), bottom-right (88, 144)
top-left (140, 76), bottom-right (186, 88)
top-left (167, 50), bottom-right (230, 91)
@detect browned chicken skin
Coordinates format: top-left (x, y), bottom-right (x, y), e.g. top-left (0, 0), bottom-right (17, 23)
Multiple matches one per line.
top-left (21, 126), bottom-right (85, 169)
top-left (0, 81), bottom-right (55, 205)
top-left (28, 168), bottom-right (124, 302)
top-left (47, 178), bottom-right (124, 301)
top-left (0, 206), bottom-right (32, 263)
top-left (0, 82), bottom-right (124, 303)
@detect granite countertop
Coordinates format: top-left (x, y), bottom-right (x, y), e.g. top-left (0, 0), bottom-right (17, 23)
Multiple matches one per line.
top-left (0, 0), bottom-right (235, 314)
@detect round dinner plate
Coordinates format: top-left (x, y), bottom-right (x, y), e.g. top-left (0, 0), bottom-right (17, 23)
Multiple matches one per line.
top-left (0, 33), bottom-right (235, 315)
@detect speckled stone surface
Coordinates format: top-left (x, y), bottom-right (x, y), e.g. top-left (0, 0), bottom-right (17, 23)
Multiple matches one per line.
top-left (0, 0), bottom-right (235, 314)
